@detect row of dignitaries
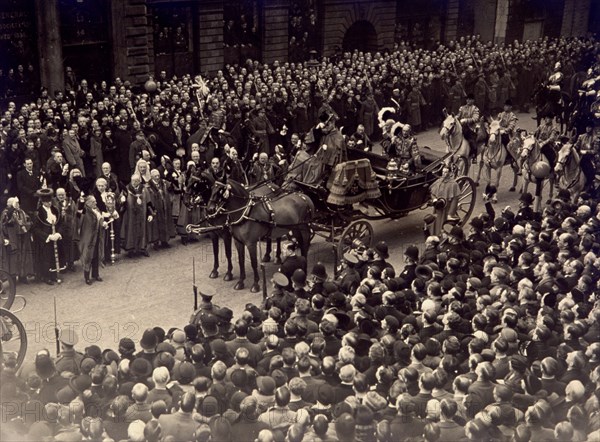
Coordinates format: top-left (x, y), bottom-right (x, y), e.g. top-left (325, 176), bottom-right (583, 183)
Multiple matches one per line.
top-left (1, 188), bottom-right (600, 441)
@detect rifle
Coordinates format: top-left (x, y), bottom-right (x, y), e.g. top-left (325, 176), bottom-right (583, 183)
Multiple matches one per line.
top-left (53, 296), bottom-right (60, 356)
top-left (192, 257), bottom-right (198, 311)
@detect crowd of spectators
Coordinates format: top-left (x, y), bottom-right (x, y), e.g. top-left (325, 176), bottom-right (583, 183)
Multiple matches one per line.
top-left (0, 34), bottom-right (599, 285)
top-left (1, 175), bottom-right (600, 441)
top-left (288, 1), bottom-right (320, 63)
top-left (0, 63), bottom-right (39, 99)
top-left (1, 32), bottom-right (600, 441)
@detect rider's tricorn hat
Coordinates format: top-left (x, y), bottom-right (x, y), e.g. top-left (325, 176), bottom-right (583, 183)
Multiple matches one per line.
top-left (504, 99), bottom-right (513, 106)
top-left (35, 188), bottom-right (54, 201)
top-left (466, 93), bottom-right (475, 100)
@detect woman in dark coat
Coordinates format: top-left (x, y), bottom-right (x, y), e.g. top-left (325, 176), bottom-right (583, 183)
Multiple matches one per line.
top-left (78, 195), bottom-right (106, 285)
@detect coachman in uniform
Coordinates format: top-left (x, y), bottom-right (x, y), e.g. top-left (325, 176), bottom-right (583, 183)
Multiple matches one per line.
top-left (32, 188), bottom-right (63, 285)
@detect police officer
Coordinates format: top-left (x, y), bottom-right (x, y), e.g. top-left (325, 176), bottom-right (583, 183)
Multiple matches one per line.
top-left (55, 329), bottom-right (84, 375)
top-left (278, 238), bottom-right (307, 283)
top-left (190, 292), bottom-right (221, 326)
top-left (334, 252), bottom-right (361, 295)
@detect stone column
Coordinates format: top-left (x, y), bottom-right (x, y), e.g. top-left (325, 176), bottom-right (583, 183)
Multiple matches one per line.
top-left (35, 0), bottom-right (63, 95)
top-left (262, 0), bottom-right (289, 64)
top-left (197, 0), bottom-right (224, 76)
top-left (111, 0), bottom-right (152, 85)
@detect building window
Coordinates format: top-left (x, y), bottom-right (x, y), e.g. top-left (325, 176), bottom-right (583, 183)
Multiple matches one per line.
top-left (151, 6), bottom-right (191, 55)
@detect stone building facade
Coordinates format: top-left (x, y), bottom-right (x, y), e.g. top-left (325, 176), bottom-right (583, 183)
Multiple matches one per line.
top-left (0, 0), bottom-right (596, 96)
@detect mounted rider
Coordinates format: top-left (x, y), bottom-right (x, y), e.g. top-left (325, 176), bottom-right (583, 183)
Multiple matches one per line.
top-left (456, 93), bottom-right (481, 159)
top-left (496, 99), bottom-right (518, 148)
top-left (534, 113), bottom-right (560, 149)
top-left (546, 62), bottom-right (564, 120)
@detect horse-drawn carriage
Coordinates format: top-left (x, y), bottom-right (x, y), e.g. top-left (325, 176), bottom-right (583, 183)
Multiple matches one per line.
top-left (188, 143), bottom-right (476, 292)
top-left (296, 145), bottom-right (476, 260)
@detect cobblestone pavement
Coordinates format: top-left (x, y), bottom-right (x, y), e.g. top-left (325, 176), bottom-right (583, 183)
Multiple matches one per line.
top-left (14, 112), bottom-right (541, 356)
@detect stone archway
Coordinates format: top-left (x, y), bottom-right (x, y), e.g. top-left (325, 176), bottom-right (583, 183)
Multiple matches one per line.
top-left (342, 20), bottom-right (378, 52)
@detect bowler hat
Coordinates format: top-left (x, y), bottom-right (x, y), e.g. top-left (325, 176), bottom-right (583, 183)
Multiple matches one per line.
top-left (291, 269), bottom-right (307, 287)
top-left (69, 374), bottom-right (92, 395)
top-left (470, 217), bottom-right (484, 230)
top-left (35, 354), bottom-right (56, 379)
top-left (140, 329), bottom-right (158, 351)
top-left (374, 241), bottom-right (389, 259)
top-left (256, 376), bottom-right (276, 395)
top-left (404, 245), bottom-right (419, 261)
top-left (130, 358), bottom-right (152, 378)
top-left (519, 192), bottom-right (533, 205)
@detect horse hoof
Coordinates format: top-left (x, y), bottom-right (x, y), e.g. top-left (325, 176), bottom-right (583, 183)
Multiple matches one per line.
top-left (251, 283), bottom-right (260, 293)
top-left (261, 254), bottom-right (271, 263)
top-left (234, 281), bottom-right (245, 290)
top-left (209, 270), bottom-right (219, 279)
top-left (509, 187), bottom-right (515, 192)
top-left (275, 257), bottom-right (282, 265)
top-left (474, 181), bottom-right (479, 187)
top-left (492, 197), bottom-right (498, 203)
top-left (223, 272), bottom-right (233, 282)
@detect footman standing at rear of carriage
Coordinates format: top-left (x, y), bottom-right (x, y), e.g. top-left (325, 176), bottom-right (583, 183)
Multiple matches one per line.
top-left (424, 165), bottom-right (460, 237)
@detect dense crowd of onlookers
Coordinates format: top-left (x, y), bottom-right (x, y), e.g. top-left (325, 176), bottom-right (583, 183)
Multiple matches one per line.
top-left (1, 32), bottom-right (600, 441)
top-left (1, 182), bottom-right (599, 441)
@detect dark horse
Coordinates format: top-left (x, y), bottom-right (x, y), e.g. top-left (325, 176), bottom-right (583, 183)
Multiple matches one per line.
top-left (186, 172), bottom-right (234, 281)
top-left (531, 82), bottom-right (571, 133)
top-left (206, 179), bottom-right (314, 293)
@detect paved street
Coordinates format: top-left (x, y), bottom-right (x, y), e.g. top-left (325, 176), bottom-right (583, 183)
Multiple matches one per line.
top-left (14, 112), bottom-right (543, 356)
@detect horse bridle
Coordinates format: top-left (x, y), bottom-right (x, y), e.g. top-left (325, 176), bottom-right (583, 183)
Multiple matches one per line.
top-left (556, 144), bottom-right (582, 189)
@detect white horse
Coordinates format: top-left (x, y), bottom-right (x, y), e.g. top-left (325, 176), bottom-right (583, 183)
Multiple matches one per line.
top-left (440, 112), bottom-right (471, 176)
top-left (554, 141), bottom-right (586, 202)
top-left (519, 135), bottom-right (556, 200)
top-left (475, 119), bottom-right (519, 194)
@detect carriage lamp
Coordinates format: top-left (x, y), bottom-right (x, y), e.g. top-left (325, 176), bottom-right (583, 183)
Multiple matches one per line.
top-left (386, 158), bottom-right (400, 179)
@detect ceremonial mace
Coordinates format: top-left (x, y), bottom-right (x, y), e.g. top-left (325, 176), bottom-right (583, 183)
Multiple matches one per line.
top-left (49, 220), bottom-right (66, 283)
top-left (106, 193), bottom-right (117, 264)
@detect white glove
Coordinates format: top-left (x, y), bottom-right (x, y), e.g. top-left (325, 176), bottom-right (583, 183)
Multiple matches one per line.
top-left (102, 221), bottom-right (109, 229)
top-left (120, 195), bottom-right (126, 203)
top-left (55, 233), bottom-right (62, 241)
top-left (147, 215), bottom-right (153, 222)
top-left (460, 119), bottom-right (467, 125)
top-left (278, 160), bottom-right (286, 166)
top-left (322, 144), bottom-right (328, 151)
top-left (3, 239), bottom-right (9, 246)
top-left (316, 122), bottom-right (325, 129)
top-left (112, 211), bottom-right (120, 220)
top-left (357, 140), bottom-right (363, 145)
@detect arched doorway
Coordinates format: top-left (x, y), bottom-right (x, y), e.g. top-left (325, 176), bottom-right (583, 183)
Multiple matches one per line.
top-left (342, 20), bottom-right (378, 52)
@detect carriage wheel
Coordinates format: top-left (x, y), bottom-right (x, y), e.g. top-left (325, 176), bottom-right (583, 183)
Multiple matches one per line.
top-left (337, 221), bottom-right (373, 261)
top-left (0, 270), bottom-right (16, 311)
top-left (0, 308), bottom-right (28, 370)
top-left (455, 176), bottom-right (476, 226)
